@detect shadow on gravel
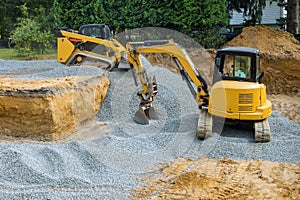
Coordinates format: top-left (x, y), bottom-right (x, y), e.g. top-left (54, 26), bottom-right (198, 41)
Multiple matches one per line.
top-left (217, 119), bottom-right (254, 142)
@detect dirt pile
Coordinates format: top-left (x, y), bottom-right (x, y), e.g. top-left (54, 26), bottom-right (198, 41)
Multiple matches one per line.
top-left (268, 94), bottom-right (300, 123)
top-left (0, 75), bottom-right (109, 140)
top-left (133, 157), bottom-right (300, 199)
top-left (226, 25), bottom-right (300, 96)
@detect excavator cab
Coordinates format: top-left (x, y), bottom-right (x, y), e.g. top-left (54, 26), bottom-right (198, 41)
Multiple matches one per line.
top-left (215, 47), bottom-right (262, 82)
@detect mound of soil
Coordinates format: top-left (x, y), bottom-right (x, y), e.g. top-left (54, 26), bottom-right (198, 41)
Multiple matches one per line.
top-left (226, 25), bottom-right (300, 96)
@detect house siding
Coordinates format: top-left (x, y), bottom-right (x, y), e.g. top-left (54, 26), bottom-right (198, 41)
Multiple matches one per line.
top-left (230, 0), bottom-right (285, 26)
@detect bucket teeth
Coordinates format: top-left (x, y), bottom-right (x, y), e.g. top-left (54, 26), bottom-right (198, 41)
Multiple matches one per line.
top-left (133, 75), bottom-right (159, 125)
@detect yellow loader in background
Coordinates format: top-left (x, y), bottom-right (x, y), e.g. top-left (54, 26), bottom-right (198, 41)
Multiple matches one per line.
top-left (57, 24), bottom-right (127, 70)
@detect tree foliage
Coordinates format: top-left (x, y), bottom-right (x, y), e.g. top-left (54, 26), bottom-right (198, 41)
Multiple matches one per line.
top-left (0, 0), bottom-right (53, 39)
top-left (50, 0), bottom-right (228, 48)
top-left (0, 0), bottom-right (23, 38)
top-left (10, 4), bottom-right (52, 55)
top-left (1, 0), bottom-right (299, 50)
top-left (52, 0), bottom-right (106, 29)
top-left (0, 0), bottom-right (236, 48)
top-left (178, 0), bottom-right (228, 48)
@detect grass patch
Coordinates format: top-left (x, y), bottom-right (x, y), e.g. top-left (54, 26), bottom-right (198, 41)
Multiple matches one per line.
top-left (0, 48), bottom-right (57, 60)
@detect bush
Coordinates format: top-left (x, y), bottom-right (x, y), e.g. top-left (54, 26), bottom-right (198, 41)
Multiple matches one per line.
top-left (10, 4), bottom-right (52, 56)
top-left (193, 27), bottom-right (227, 49)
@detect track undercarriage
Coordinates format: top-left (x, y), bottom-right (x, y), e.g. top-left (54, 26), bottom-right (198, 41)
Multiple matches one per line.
top-left (197, 110), bottom-right (212, 140)
top-left (254, 119), bottom-right (271, 142)
top-left (196, 110), bottom-right (271, 142)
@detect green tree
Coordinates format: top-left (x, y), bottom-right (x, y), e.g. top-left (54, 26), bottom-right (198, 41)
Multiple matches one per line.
top-left (109, 0), bottom-right (228, 48)
top-left (51, 0), bottom-right (228, 47)
top-left (52, 0), bottom-right (106, 29)
top-left (0, 0), bottom-right (54, 39)
top-left (0, 0), bottom-right (23, 38)
top-left (178, 0), bottom-right (228, 48)
top-left (10, 4), bottom-right (52, 55)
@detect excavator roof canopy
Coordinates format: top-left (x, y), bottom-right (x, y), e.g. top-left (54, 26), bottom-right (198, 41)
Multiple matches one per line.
top-left (218, 46), bottom-right (260, 55)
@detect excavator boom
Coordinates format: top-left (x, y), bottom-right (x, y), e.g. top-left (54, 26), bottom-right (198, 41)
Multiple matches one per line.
top-left (126, 40), bottom-right (209, 109)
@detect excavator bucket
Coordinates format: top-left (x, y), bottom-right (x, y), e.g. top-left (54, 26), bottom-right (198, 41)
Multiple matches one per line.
top-left (134, 107), bottom-right (150, 125)
top-left (133, 106), bottom-right (159, 125)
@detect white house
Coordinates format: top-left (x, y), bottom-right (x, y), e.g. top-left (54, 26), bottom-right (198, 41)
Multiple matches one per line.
top-left (229, 0), bottom-right (287, 33)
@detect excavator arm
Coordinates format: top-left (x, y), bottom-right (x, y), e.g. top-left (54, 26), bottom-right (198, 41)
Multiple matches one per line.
top-left (126, 43), bottom-right (159, 124)
top-left (58, 26), bottom-right (271, 142)
top-left (126, 40), bottom-right (209, 110)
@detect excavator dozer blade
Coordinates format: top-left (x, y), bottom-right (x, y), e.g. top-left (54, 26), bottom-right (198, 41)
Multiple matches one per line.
top-left (147, 107), bottom-right (159, 120)
top-left (133, 108), bottom-right (150, 125)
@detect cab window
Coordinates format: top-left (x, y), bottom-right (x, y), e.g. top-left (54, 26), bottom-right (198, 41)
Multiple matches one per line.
top-left (223, 55), bottom-right (251, 79)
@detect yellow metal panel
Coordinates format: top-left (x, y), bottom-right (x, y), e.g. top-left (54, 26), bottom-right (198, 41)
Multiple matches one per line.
top-left (59, 31), bottom-right (126, 64)
top-left (260, 84), bottom-right (267, 105)
top-left (57, 38), bottom-right (75, 63)
top-left (209, 80), bottom-right (271, 121)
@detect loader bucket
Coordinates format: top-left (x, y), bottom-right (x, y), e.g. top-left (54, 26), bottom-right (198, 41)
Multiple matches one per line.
top-left (134, 107), bottom-right (150, 125)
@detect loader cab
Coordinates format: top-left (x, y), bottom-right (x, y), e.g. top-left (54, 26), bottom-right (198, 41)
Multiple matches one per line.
top-left (215, 47), bottom-right (262, 83)
top-left (78, 24), bottom-right (111, 39)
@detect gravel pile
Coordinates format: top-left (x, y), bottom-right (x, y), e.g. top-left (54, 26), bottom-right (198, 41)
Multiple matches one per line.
top-left (0, 60), bottom-right (105, 80)
top-left (0, 59), bottom-right (299, 199)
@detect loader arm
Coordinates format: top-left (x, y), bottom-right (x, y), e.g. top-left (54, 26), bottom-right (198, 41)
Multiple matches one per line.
top-left (126, 40), bottom-right (209, 109)
top-left (57, 30), bottom-right (126, 69)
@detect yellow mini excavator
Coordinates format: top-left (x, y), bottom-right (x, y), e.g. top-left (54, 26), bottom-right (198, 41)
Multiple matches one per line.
top-left (126, 40), bottom-right (272, 142)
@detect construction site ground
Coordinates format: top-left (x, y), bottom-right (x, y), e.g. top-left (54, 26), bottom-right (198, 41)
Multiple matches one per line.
top-left (0, 26), bottom-right (299, 199)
